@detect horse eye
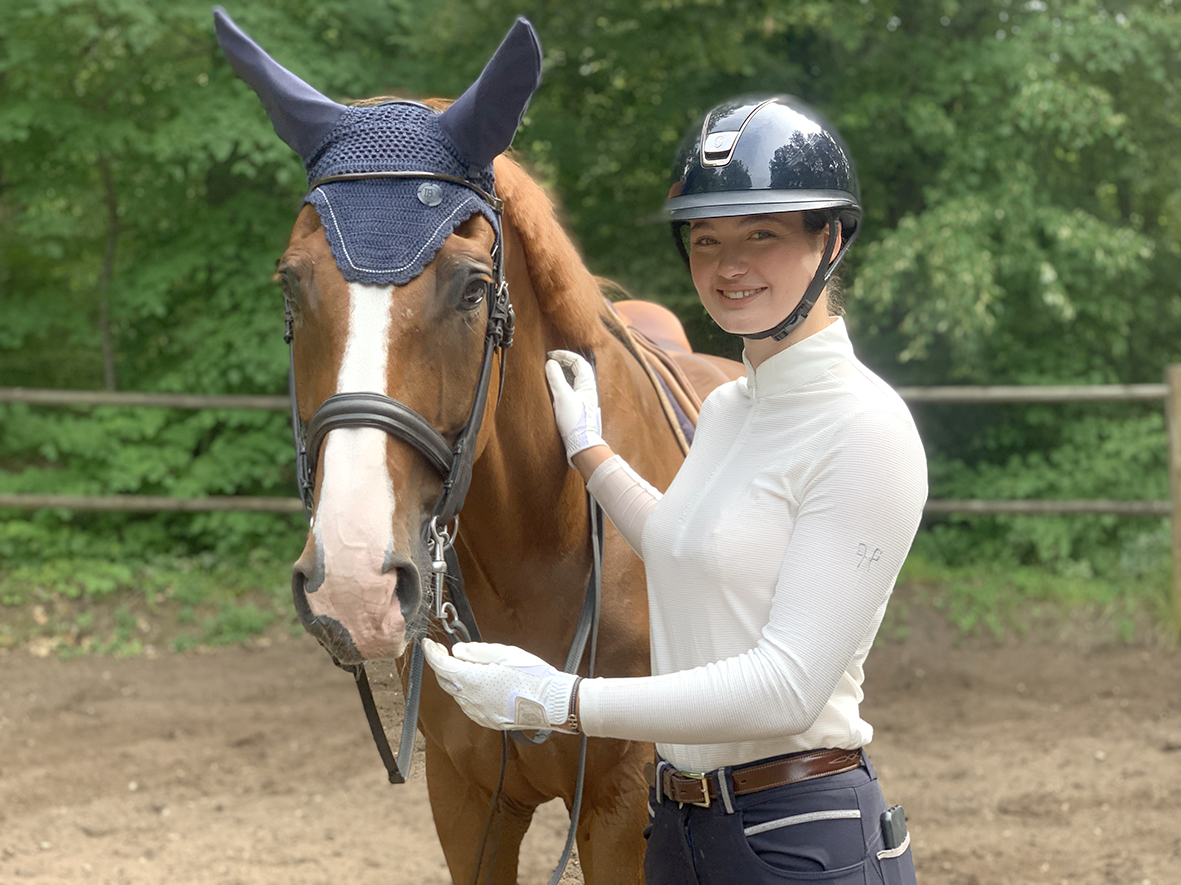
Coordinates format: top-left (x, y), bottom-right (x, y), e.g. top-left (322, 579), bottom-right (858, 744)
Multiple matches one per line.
top-left (279, 268), bottom-right (302, 315)
top-left (460, 276), bottom-right (490, 310)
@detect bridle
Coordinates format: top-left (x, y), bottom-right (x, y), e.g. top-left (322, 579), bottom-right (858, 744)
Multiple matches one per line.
top-left (283, 168), bottom-right (600, 885)
top-left (284, 168), bottom-right (514, 773)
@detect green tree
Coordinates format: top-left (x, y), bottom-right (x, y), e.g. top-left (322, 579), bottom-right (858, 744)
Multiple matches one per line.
top-left (0, 0), bottom-right (421, 562)
top-left (2, 0), bottom-right (1178, 587)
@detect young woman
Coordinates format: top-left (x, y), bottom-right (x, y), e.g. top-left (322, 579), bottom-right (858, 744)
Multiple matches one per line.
top-left (425, 95), bottom-right (926, 885)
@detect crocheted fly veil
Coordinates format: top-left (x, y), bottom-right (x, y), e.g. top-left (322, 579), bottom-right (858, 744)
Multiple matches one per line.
top-left (214, 8), bottom-right (542, 285)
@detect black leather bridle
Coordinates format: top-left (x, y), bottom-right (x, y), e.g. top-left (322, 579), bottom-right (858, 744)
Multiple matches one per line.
top-left (285, 170), bottom-right (514, 778)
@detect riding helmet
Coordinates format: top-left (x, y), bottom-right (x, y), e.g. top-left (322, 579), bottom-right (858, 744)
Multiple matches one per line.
top-left (664, 95), bottom-right (862, 341)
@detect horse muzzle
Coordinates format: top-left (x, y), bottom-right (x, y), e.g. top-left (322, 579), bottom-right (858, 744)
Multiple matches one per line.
top-left (291, 552), bottom-right (422, 664)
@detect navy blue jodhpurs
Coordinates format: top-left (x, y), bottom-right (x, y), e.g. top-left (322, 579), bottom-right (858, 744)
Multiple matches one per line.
top-left (643, 749), bottom-right (917, 885)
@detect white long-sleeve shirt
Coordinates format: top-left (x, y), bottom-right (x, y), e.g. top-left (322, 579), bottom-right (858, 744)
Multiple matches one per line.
top-left (578, 318), bottom-right (927, 772)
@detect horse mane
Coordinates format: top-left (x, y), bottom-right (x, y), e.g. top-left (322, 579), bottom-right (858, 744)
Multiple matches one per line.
top-left (490, 153), bottom-right (607, 348)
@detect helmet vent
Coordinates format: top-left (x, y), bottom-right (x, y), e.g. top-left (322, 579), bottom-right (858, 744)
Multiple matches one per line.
top-left (701, 130), bottom-right (740, 166)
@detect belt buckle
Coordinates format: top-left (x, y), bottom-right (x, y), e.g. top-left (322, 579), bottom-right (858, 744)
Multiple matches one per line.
top-left (678, 771), bottom-right (711, 809)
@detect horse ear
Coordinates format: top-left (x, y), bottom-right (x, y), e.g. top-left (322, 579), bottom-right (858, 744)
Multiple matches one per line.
top-left (213, 7), bottom-right (346, 163)
top-left (439, 17), bottom-right (542, 168)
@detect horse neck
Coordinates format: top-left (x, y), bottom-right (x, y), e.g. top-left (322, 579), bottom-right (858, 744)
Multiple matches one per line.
top-left (458, 272), bottom-right (601, 614)
top-left (456, 227), bottom-right (621, 629)
top-left (456, 158), bottom-right (680, 636)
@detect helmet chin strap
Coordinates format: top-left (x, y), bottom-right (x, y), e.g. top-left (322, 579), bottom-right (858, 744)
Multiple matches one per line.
top-left (742, 210), bottom-right (856, 343)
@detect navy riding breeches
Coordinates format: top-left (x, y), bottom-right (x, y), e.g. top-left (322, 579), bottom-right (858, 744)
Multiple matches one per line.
top-left (643, 749), bottom-right (917, 885)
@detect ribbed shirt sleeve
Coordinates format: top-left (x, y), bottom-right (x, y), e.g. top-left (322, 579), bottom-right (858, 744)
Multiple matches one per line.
top-left (585, 455), bottom-right (662, 559)
top-left (578, 408), bottom-right (927, 745)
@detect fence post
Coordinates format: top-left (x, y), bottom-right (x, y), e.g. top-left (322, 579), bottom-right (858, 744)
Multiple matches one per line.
top-left (1168, 364), bottom-right (1181, 627)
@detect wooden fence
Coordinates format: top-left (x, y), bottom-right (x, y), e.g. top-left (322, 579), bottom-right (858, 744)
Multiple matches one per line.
top-left (2, 366), bottom-right (1180, 619)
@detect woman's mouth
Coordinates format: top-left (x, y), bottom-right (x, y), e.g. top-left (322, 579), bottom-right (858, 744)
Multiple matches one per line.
top-left (718, 287), bottom-right (766, 301)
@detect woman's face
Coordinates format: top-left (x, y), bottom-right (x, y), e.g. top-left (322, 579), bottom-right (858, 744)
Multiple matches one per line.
top-left (687, 212), bottom-right (831, 341)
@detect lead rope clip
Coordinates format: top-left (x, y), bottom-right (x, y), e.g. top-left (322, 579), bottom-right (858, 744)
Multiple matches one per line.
top-left (428, 516), bottom-right (469, 641)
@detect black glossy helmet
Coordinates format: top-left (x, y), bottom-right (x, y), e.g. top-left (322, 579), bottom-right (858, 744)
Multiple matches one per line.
top-left (665, 95), bottom-right (862, 341)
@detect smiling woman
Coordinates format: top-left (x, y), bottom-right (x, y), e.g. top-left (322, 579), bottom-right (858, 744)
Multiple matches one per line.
top-left (685, 211), bottom-right (840, 366)
top-left (425, 94), bottom-right (927, 885)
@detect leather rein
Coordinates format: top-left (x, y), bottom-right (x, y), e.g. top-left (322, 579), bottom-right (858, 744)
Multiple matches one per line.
top-left (284, 170), bottom-right (602, 885)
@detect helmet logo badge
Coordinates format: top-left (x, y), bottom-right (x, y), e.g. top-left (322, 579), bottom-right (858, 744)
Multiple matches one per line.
top-left (702, 130), bottom-right (740, 167)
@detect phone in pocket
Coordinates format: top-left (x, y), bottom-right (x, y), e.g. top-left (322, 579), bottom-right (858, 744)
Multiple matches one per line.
top-left (881, 805), bottom-right (907, 850)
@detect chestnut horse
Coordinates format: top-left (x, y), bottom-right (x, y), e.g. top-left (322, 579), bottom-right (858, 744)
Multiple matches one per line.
top-left (216, 12), bottom-right (743, 885)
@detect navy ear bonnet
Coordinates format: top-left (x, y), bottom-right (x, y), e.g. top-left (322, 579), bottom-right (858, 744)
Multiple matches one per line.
top-left (213, 8), bottom-right (542, 286)
top-left (303, 103), bottom-right (500, 286)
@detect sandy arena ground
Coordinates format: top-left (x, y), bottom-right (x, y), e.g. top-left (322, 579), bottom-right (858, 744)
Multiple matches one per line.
top-left (1, 600), bottom-right (1179, 885)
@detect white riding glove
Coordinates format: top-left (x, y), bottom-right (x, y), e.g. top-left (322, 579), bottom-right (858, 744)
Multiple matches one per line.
top-left (422, 638), bottom-right (580, 733)
top-left (545, 349), bottom-right (605, 465)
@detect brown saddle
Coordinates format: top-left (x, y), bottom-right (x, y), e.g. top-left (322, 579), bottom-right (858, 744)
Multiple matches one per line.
top-left (610, 299), bottom-right (746, 453)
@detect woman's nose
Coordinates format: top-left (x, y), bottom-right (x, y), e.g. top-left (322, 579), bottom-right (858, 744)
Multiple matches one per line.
top-left (717, 244), bottom-right (748, 278)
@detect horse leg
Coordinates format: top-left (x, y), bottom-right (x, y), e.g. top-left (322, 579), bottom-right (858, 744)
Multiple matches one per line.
top-left (425, 738), bottom-right (535, 885)
top-left (573, 740), bottom-right (650, 885)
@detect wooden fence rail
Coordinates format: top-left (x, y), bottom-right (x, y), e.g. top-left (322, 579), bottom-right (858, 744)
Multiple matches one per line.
top-left (3, 368), bottom-right (1180, 621)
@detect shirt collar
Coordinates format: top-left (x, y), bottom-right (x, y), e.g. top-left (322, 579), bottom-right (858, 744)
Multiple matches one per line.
top-left (740, 317), bottom-right (854, 400)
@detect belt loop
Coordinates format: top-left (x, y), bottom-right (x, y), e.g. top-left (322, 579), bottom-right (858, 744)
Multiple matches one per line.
top-left (860, 748), bottom-right (877, 781)
top-left (654, 760), bottom-right (672, 807)
top-left (716, 767), bottom-right (736, 815)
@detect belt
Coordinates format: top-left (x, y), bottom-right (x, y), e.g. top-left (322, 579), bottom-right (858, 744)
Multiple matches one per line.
top-left (644, 748), bottom-right (865, 809)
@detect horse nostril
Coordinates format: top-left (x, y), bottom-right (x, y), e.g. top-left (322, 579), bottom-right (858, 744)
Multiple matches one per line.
top-left (291, 567), bottom-right (364, 664)
top-left (291, 568), bottom-right (316, 628)
top-left (392, 563), bottom-right (421, 620)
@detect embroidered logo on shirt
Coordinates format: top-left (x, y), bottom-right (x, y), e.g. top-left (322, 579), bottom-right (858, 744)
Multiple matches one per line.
top-left (856, 544), bottom-right (882, 571)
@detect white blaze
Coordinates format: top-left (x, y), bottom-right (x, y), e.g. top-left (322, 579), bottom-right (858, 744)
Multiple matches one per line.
top-left (314, 283), bottom-right (397, 585)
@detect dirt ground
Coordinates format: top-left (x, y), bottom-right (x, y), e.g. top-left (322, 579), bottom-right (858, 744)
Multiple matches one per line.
top-left (1, 600), bottom-right (1179, 885)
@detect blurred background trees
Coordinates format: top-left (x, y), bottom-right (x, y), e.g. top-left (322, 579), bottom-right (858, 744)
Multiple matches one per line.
top-left (2, 0), bottom-right (1179, 601)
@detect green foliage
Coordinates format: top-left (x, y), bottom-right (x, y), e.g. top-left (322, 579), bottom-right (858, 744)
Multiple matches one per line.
top-left (0, 550), bottom-right (295, 655)
top-left (916, 405), bottom-right (1171, 575)
top-left (0, 0), bottom-right (416, 569)
top-left (1, 0), bottom-right (1179, 633)
top-left (896, 549), bottom-right (1172, 642)
top-left (847, 0), bottom-right (1181, 387)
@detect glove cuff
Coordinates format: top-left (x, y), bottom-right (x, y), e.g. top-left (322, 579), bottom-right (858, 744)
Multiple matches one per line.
top-left (561, 415), bottom-right (606, 466)
top-left (543, 671), bottom-right (581, 731)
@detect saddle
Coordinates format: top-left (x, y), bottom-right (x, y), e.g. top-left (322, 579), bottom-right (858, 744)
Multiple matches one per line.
top-left (609, 300), bottom-right (746, 454)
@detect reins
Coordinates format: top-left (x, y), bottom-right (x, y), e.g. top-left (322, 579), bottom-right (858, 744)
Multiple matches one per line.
top-left (283, 169), bottom-right (602, 885)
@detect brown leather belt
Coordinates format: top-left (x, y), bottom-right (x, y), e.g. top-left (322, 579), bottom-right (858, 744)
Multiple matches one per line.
top-left (644, 748), bottom-right (865, 809)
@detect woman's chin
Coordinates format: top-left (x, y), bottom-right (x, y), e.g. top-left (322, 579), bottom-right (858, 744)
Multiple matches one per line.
top-left (710, 311), bottom-right (770, 338)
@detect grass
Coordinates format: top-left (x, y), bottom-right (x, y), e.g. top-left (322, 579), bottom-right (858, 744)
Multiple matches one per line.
top-left (1, 546), bottom-right (1176, 658)
top-left (882, 552), bottom-right (1178, 646)
top-left (0, 551), bottom-right (300, 658)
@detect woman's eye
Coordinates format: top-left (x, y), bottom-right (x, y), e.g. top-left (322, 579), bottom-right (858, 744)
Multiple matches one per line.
top-left (691, 236), bottom-right (718, 248)
top-left (750, 230), bottom-right (775, 240)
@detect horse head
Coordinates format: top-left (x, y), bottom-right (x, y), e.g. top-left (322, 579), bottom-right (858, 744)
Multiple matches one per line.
top-left (215, 10), bottom-right (545, 665)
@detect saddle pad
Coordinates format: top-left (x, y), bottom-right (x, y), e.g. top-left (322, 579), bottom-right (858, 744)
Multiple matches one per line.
top-left (624, 325), bottom-right (703, 456)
